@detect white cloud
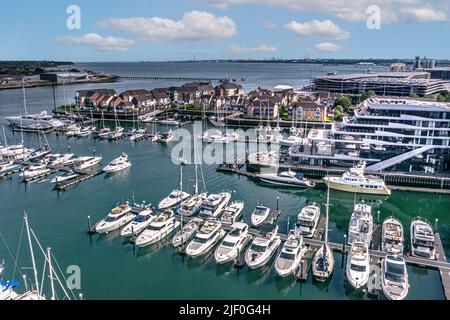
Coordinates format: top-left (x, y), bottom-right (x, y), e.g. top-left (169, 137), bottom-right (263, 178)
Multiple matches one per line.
top-left (285, 20), bottom-right (349, 40)
top-left (314, 42), bottom-right (344, 52)
top-left (56, 33), bottom-right (135, 52)
top-left (204, 0), bottom-right (449, 23)
top-left (229, 43), bottom-right (278, 53)
top-left (400, 7), bottom-right (449, 22)
top-left (97, 11), bottom-right (237, 42)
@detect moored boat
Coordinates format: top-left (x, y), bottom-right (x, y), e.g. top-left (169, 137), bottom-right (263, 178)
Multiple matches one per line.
top-left (95, 203), bottom-right (134, 234)
top-left (381, 255), bottom-right (409, 300)
top-left (346, 241), bottom-right (370, 290)
top-left (348, 202), bottom-right (373, 246)
top-left (135, 210), bottom-right (179, 247)
top-left (245, 223), bottom-right (281, 269)
top-left (410, 217), bottom-right (436, 259)
top-left (382, 217), bottom-right (404, 255)
top-left (214, 222), bottom-right (250, 264)
top-left (274, 231), bottom-right (305, 277)
top-left (295, 203), bottom-right (320, 238)
top-left (250, 205), bottom-right (271, 227)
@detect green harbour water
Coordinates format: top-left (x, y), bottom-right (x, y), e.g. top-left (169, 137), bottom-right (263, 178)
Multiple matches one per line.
top-left (0, 122), bottom-right (448, 300)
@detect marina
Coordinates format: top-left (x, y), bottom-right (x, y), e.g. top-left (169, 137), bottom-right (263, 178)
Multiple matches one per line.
top-left (0, 62), bottom-right (449, 301)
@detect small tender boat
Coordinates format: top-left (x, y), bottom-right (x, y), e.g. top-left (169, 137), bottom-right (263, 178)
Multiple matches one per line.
top-left (95, 204), bottom-right (134, 234)
top-left (185, 219), bottom-right (225, 258)
top-left (158, 190), bottom-right (190, 210)
top-left (250, 205), bottom-right (271, 227)
top-left (135, 210), bottom-right (179, 247)
top-left (274, 231), bottom-right (305, 277)
top-left (410, 217), bottom-right (436, 259)
top-left (75, 156), bottom-right (102, 170)
top-left (214, 222), bottom-right (250, 264)
top-left (199, 192), bottom-right (231, 219)
top-left (103, 153), bottom-right (132, 173)
top-left (348, 202), bottom-right (373, 246)
top-left (346, 241), bottom-right (370, 290)
top-left (178, 193), bottom-right (207, 216)
top-left (257, 170), bottom-right (315, 188)
top-left (50, 172), bottom-right (79, 184)
top-left (381, 255), bottom-right (409, 300)
top-left (245, 223), bottom-right (281, 269)
top-left (172, 218), bottom-right (203, 248)
top-left (21, 164), bottom-right (51, 181)
top-left (382, 217), bottom-right (404, 255)
top-left (120, 208), bottom-right (155, 237)
top-left (295, 203), bottom-right (320, 238)
top-left (220, 201), bottom-right (245, 226)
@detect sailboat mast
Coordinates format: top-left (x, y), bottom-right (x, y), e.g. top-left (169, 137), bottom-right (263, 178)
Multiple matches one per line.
top-left (47, 247), bottom-right (56, 300)
top-left (24, 213), bottom-right (40, 295)
top-left (194, 164), bottom-right (198, 195)
top-left (325, 185), bottom-right (330, 244)
top-left (22, 79), bottom-right (28, 116)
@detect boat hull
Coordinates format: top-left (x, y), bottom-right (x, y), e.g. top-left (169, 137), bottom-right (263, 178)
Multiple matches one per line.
top-left (324, 178), bottom-right (391, 196)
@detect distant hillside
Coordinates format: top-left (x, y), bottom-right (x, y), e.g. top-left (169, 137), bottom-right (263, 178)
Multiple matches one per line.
top-left (0, 60), bottom-right (74, 77)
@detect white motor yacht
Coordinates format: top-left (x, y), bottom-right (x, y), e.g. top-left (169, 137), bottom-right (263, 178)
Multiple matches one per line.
top-left (95, 204), bottom-right (134, 234)
top-left (75, 126), bottom-right (95, 137)
top-left (410, 217), bottom-right (436, 259)
top-left (185, 219), bottom-right (225, 258)
top-left (103, 153), bottom-right (132, 173)
top-left (250, 205), bottom-right (271, 227)
top-left (159, 118), bottom-right (180, 126)
top-left (346, 241), bottom-right (370, 290)
top-left (130, 128), bottom-right (147, 142)
top-left (158, 130), bottom-right (174, 143)
top-left (295, 203), bottom-right (320, 238)
top-left (47, 153), bottom-right (75, 167)
top-left (178, 193), bottom-right (207, 216)
top-left (220, 201), bottom-right (245, 226)
top-left (120, 208), bottom-right (155, 237)
top-left (50, 172), bottom-right (79, 184)
top-left (323, 161), bottom-right (391, 196)
top-left (21, 164), bottom-right (51, 181)
top-left (135, 210), bottom-right (180, 247)
top-left (199, 192), bottom-right (231, 219)
top-left (108, 127), bottom-right (124, 140)
top-left (381, 255), bottom-right (409, 300)
top-left (245, 223), bottom-right (281, 269)
top-left (382, 217), bottom-right (404, 255)
top-left (172, 218), bottom-right (203, 248)
top-left (75, 156), bottom-right (102, 170)
top-left (158, 190), bottom-right (190, 210)
top-left (257, 170), bottom-right (315, 188)
top-left (348, 203), bottom-right (373, 246)
top-left (214, 222), bottom-right (250, 264)
top-left (274, 231), bottom-right (305, 277)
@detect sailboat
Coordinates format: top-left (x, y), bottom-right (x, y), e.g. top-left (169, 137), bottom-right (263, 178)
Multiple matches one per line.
top-left (178, 165), bottom-right (207, 216)
top-left (130, 109), bottom-right (147, 142)
top-left (312, 184), bottom-right (335, 281)
top-left (97, 110), bottom-right (111, 139)
top-left (108, 107), bottom-right (124, 140)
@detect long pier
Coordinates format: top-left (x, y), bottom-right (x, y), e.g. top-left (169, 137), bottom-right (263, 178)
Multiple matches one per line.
top-left (119, 76), bottom-right (230, 82)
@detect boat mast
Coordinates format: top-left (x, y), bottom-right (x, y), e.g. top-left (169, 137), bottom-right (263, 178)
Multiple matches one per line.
top-left (22, 79), bottom-right (28, 116)
top-left (47, 247), bottom-right (56, 300)
top-left (194, 164), bottom-right (198, 195)
top-left (325, 184), bottom-right (330, 244)
top-left (24, 213), bottom-right (40, 295)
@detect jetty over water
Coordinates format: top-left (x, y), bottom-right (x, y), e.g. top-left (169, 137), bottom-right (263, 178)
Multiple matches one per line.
top-left (119, 76), bottom-right (233, 82)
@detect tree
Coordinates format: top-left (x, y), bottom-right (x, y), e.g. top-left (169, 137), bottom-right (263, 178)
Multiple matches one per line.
top-left (334, 96), bottom-right (352, 113)
top-left (409, 92), bottom-right (419, 98)
top-left (360, 90), bottom-right (376, 101)
top-left (333, 105), bottom-right (344, 122)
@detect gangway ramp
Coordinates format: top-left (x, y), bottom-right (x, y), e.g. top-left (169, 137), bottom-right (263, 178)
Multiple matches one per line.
top-left (365, 145), bottom-right (433, 172)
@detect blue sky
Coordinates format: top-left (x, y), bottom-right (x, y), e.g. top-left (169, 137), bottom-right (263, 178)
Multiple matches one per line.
top-left (1, 0), bottom-right (449, 61)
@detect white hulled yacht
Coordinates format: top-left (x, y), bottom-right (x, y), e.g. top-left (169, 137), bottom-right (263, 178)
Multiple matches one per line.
top-left (295, 203), bottom-right (320, 238)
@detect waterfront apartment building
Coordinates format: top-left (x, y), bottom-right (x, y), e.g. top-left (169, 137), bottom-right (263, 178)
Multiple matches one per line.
top-left (312, 71), bottom-right (449, 96)
top-left (288, 97), bottom-right (450, 174)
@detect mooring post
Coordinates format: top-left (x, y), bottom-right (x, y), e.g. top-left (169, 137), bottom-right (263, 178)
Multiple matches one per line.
top-left (87, 215), bottom-right (91, 232)
top-left (435, 218), bottom-right (438, 233)
top-left (343, 234), bottom-right (347, 253)
top-left (287, 216), bottom-right (290, 234)
top-left (276, 196), bottom-right (279, 211)
top-left (93, 148), bottom-right (96, 156)
top-left (67, 145), bottom-right (71, 153)
top-left (377, 210), bottom-right (380, 224)
top-left (131, 226), bottom-right (135, 242)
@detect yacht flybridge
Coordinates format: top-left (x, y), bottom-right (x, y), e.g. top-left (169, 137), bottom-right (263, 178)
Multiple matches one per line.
top-left (75, 156), bottom-right (102, 170)
top-left (348, 203), bottom-right (373, 246)
top-left (323, 161), bottom-right (391, 196)
top-left (245, 223), bottom-right (281, 269)
top-left (158, 190), bottom-right (190, 210)
top-left (256, 170), bottom-right (315, 188)
top-left (95, 204), bottom-right (134, 234)
top-left (120, 207), bottom-right (155, 237)
top-left (220, 201), bottom-right (245, 225)
top-left (295, 203), bottom-right (320, 238)
top-left (185, 219), bottom-right (225, 258)
top-left (410, 217), bottom-right (436, 259)
top-left (381, 255), bottom-right (409, 300)
top-left (199, 192), bottom-right (231, 219)
top-left (135, 210), bottom-right (180, 247)
top-left (346, 241), bottom-right (370, 290)
top-left (274, 231), bottom-right (305, 277)
top-left (250, 205), bottom-right (271, 227)
top-left (103, 153), bottom-right (132, 173)
top-left (382, 217), bottom-right (404, 255)
top-left (172, 218), bottom-right (203, 248)
top-left (214, 222), bottom-right (250, 264)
